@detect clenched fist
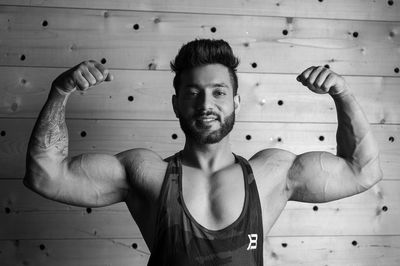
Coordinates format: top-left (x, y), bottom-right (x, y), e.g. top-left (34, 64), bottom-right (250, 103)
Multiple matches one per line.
top-left (52, 60), bottom-right (114, 95)
top-left (296, 66), bottom-right (347, 96)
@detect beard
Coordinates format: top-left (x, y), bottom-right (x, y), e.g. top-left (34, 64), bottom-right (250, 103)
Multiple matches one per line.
top-left (178, 109), bottom-right (235, 144)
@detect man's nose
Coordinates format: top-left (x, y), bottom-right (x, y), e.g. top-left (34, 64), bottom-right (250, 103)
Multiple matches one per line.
top-left (196, 91), bottom-right (214, 110)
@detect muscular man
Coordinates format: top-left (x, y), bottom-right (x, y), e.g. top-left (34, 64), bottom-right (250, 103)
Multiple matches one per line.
top-left (24, 39), bottom-right (382, 265)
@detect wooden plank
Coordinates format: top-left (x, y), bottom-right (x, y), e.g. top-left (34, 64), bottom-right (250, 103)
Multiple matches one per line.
top-left (1, 236), bottom-right (400, 266)
top-left (1, 6), bottom-right (399, 76)
top-left (265, 235), bottom-right (400, 265)
top-left (1, 0), bottom-right (399, 21)
top-left (0, 238), bottom-right (150, 266)
top-left (1, 119), bottom-right (398, 180)
top-left (1, 67), bottom-right (399, 124)
top-left (0, 180), bottom-right (399, 238)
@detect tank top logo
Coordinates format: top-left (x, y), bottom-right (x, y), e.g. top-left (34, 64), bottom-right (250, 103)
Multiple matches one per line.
top-left (247, 234), bottom-right (258, 250)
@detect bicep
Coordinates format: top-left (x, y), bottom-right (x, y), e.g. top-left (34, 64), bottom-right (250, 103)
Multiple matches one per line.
top-left (45, 153), bottom-right (129, 207)
top-left (288, 151), bottom-right (368, 203)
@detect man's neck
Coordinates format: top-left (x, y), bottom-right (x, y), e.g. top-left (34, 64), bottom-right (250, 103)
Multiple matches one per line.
top-left (181, 136), bottom-right (235, 173)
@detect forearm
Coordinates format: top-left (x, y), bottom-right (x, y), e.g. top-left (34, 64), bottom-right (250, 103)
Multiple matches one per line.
top-left (25, 87), bottom-right (71, 185)
top-left (332, 89), bottom-right (382, 180)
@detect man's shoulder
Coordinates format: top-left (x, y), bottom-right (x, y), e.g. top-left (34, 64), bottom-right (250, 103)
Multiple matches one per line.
top-left (117, 148), bottom-right (165, 162)
top-left (249, 148), bottom-right (296, 165)
top-left (249, 148), bottom-right (297, 199)
top-left (248, 148), bottom-right (297, 181)
top-left (116, 148), bottom-right (169, 179)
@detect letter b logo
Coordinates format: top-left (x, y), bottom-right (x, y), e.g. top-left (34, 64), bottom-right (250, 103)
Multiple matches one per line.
top-left (247, 234), bottom-right (258, 250)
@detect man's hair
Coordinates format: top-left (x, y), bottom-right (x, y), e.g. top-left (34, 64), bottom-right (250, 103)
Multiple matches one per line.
top-left (170, 39), bottom-right (240, 95)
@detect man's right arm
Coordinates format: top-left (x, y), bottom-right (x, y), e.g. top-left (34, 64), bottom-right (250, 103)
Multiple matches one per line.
top-left (24, 61), bottom-right (163, 207)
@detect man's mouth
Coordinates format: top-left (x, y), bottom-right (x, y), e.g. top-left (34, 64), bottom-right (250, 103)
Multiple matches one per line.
top-left (197, 115), bottom-right (218, 122)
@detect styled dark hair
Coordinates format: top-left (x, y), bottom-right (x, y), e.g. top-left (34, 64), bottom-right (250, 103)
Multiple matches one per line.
top-left (170, 39), bottom-right (240, 95)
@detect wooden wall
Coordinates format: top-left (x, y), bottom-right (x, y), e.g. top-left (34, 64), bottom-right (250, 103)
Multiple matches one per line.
top-left (0, 1), bottom-right (399, 265)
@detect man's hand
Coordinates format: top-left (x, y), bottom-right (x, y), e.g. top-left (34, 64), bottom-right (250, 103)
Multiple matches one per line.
top-left (296, 66), bottom-right (347, 96)
top-left (52, 60), bottom-right (114, 95)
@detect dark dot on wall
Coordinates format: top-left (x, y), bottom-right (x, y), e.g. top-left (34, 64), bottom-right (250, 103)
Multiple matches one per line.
top-left (277, 100), bottom-right (284, 106)
top-left (86, 208), bottom-right (92, 214)
top-left (42, 20), bottom-right (48, 27)
top-left (148, 62), bottom-right (157, 70)
top-left (210, 27), bottom-right (217, 33)
top-left (0, 130), bottom-right (6, 136)
top-left (395, 67), bottom-right (399, 73)
top-left (389, 136), bottom-right (395, 142)
top-left (324, 64), bottom-right (330, 69)
top-left (281, 243), bottom-right (288, 248)
top-left (133, 24), bottom-right (140, 30)
top-left (5, 207), bottom-right (11, 214)
top-left (172, 133), bottom-right (178, 140)
top-left (20, 54), bottom-right (26, 61)
top-left (276, 3), bottom-right (280, 7)
top-left (251, 62), bottom-right (257, 68)
top-left (388, 0), bottom-right (394, 6)
top-left (103, 11), bottom-right (109, 18)
top-left (352, 240), bottom-right (358, 246)
top-left (319, 135), bottom-right (325, 141)
top-left (101, 58), bottom-right (107, 64)
top-left (39, 244), bottom-right (46, 250)
top-left (11, 103), bottom-right (18, 112)
top-left (353, 32), bottom-right (359, 38)
top-left (282, 29), bottom-right (288, 35)
top-left (313, 205), bottom-right (318, 211)
top-left (246, 135), bottom-right (252, 140)
top-left (277, 137), bottom-right (282, 142)
top-left (128, 96), bottom-right (134, 102)
top-left (389, 31), bottom-right (395, 38)
top-left (382, 206), bottom-right (388, 212)
top-left (132, 243), bottom-right (138, 249)
top-left (80, 131), bottom-right (87, 137)
top-left (318, 0), bottom-right (323, 2)
top-left (243, 42), bottom-right (249, 47)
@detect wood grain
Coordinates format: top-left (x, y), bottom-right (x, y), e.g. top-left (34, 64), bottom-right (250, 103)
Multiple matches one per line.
top-left (2, 0), bottom-right (399, 21)
top-left (1, 6), bottom-right (399, 76)
top-left (1, 67), bottom-right (399, 124)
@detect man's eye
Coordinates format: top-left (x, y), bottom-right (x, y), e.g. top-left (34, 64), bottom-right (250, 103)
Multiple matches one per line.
top-left (214, 90), bottom-right (226, 96)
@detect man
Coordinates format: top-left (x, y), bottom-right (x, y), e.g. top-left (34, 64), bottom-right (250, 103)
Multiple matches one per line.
top-left (24, 39), bottom-right (382, 265)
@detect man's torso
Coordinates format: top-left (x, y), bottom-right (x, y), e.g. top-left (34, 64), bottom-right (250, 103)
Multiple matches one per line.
top-left (122, 148), bottom-right (294, 258)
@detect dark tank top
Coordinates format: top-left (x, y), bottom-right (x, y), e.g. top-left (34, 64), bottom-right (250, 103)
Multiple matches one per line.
top-left (148, 151), bottom-right (264, 265)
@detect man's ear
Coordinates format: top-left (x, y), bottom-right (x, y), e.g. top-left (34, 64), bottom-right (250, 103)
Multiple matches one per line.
top-left (172, 94), bottom-right (179, 118)
top-left (234, 94), bottom-right (241, 114)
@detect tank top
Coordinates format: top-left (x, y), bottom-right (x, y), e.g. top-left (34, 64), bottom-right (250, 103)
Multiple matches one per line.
top-left (147, 151), bottom-right (264, 265)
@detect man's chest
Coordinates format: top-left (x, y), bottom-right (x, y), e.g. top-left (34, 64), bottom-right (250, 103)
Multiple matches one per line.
top-left (181, 164), bottom-right (246, 231)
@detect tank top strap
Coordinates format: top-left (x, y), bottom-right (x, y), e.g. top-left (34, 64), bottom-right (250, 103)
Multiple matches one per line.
top-left (233, 153), bottom-right (256, 185)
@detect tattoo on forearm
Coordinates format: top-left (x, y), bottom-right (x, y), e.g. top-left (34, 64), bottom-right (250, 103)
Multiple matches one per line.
top-left (32, 98), bottom-right (69, 157)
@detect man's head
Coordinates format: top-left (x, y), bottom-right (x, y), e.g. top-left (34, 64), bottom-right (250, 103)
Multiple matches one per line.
top-left (171, 39), bottom-right (240, 96)
top-left (170, 39), bottom-right (241, 144)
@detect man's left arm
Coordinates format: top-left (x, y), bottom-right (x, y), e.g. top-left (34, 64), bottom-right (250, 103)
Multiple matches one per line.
top-left (288, 66), bottom-right (383, 203)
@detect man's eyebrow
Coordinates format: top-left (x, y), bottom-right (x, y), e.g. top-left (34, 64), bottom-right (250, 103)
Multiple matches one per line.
top-left (183, 83), bottom-right (200, 89)
top-left (212, 82), bottom-right (230, 88)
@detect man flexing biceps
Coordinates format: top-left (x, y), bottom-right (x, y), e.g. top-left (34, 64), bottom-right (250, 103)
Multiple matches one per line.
top-left (25, 39), bottom-right (382, 265)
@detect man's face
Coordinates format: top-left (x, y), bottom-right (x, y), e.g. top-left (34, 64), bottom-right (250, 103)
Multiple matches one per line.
top-left (173, 64), bottom-right (240, 144)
